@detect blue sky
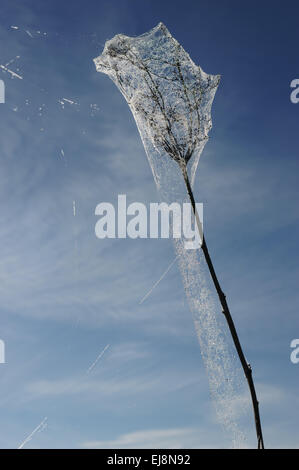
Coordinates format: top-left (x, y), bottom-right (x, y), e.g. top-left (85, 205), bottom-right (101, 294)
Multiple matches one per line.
top-left (0, 0), bottom-right (298, 449)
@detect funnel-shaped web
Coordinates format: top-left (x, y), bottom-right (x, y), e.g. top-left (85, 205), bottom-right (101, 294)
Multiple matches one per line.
top-left (94, 22), bottom-right (219, 188)
top-left (94, 23), bottom-right (261, 448)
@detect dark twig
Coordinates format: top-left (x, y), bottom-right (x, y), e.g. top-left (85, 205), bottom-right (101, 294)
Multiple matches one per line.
top-left (181, 161), bottom-right (265, 449)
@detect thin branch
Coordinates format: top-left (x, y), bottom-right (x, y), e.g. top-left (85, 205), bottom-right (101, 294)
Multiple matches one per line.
top-left (180, 162), bottom-right (265, 449)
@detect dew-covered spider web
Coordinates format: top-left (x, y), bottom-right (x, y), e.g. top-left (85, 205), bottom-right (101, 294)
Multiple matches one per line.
top-left (94, 22), bottom-right (254, 448)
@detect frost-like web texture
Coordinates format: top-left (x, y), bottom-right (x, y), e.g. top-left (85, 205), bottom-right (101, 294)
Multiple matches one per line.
top-left (94, 23), bottom-right (253, 447)
top-left (175, 239), bottom-right (253, 448)
top-left (94, 22), bottom-right (219, 187)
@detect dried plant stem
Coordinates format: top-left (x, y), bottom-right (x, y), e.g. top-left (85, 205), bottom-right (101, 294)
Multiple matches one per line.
top-left (181, 162), bottom-right (265, 449)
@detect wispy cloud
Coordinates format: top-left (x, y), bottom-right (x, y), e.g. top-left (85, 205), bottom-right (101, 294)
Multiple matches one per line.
top-left (80, 421), bottom-right (248, 449)
top-left (82, 427), bottom-right (205, 449)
